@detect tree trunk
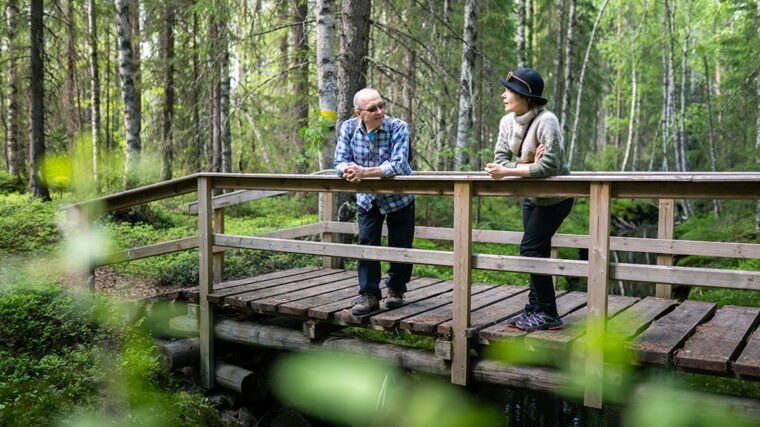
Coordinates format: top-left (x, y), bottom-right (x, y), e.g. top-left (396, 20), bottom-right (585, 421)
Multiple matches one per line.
top-left (527, 0), bottom-right (533, 65)
top-left (190, 10), bottom-right (201, 172)
top-left (5, 0), bottom-right (21, 179)
top-left (161, 3), bottom-right (175, 181)
top-left (665, 0), bottom-right (678, 172)
top-left (29, 0), bottom-right (49, 200)
top-left (116, 0), bottom-right (142, 189)
top-left (621, 67), bottom-right (636, 171)
top-left (316, 0), bottom-right (337, 170)
top-left (568, 0), bottom-right (609, 170)
top-left (87, 0), bottom-right (101, 183)
top-left (703, 56), bottom-right (721, 217)
top-left (551, 0), bottom-right (567, 111)
top-left (454, 0), bottom-right (476, 170)
top-left (560, 0), bottom-right (576, 155)
top-left (131, 0), bottom-right (141, 124)
top-left (660, 12), bottom-right (670, 172)
top-left (220, 40), bottom-right (232, 175)
top-left (64, 0), bottom-right (80, 146)
top-left (291, 0), bottom-right (309, 172)
top-left (517, 0), bottom-right (526, 68)
top-left (756, 0), bottom-right (760, 232)
top-left (434, 0), bottom-right (452, 170)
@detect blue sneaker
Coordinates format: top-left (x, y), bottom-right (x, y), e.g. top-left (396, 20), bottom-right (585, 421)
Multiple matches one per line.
top-left (514, 312), bottom-right (563, 331)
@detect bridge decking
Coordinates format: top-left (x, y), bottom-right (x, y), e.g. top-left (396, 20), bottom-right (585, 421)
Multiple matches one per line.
top-left (174, 266), bottom-right (760, 380)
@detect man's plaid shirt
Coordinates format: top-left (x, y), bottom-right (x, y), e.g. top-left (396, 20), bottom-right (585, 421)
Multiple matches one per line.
top-left (334, 116), bottom-right (414, 214)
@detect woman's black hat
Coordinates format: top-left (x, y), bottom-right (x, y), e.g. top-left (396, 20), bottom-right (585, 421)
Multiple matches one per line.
top-left (499, 67), bottom-right (548, 105)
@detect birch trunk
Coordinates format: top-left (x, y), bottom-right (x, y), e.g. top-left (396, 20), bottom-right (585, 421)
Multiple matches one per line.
top-left (434, 0), bottom-right (452, 170)
top-left (131, 0), bottom-right (141, 123)
top-left (87, 0), bottom-right (101, 182)
top-left (703, 56), bottom-right (721, 217)
top-left (454, 0), bottom-right (476, 170)
top-left (64, 0), bottom-right (80, 145)
top-left (29, 0), bottom-right (49, 200)
top-left (560, 0), bottom-right (576, 156)
top-left (551, 0), bottom-right (566, 110)
top-left (660, 13), bottom-right (670, 172)
top-left (621, 67), bottom-right (636, 171)
top-left (665, 0), bottom-right (678, 172)
top-left (755, 0), bottom-right (759, 231)
top-left (291, 0), bottom-right (309, 172)
top-left (116, 0), bottom-right (142, 188)
top-left (5, 0), bottom-right (20, 178)
top-left (316, 0), bottom-right (337, 170)
top-left (568, 0), bottom-right (609, 169)
top-left (160, 3), bottom-right (175, 181)
top-left (517, 0), bottom-right (526, 68)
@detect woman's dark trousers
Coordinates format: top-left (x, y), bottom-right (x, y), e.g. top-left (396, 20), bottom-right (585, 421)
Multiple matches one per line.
top-left (521, 198), bottom-right (574, 317)
top-left (357, 200), bottom-right (415, 300)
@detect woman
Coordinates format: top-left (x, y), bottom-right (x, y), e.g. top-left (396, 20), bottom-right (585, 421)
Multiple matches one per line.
top-left (485, 67), bottom-right (573, 331)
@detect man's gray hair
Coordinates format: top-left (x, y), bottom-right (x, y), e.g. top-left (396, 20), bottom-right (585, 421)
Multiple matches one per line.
top-left (353, 88), bottom-right (379, 110)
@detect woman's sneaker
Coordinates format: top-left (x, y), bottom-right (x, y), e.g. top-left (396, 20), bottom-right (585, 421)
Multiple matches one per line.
top-left (507, 312), bottom-right (534, 328)
top-left (351, 293), bottom-right (379, 316)
top-left (514, 312), bottom-right (563, 331)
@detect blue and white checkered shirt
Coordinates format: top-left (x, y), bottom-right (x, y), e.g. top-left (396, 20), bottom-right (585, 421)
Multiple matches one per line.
top-left (334, 116), bottom-right (415, 214)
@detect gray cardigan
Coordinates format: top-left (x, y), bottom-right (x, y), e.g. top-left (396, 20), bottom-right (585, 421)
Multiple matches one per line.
top-left (493, 107), bottom-right (571, 206)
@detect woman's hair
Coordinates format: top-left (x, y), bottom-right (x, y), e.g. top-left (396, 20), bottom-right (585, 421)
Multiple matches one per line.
top-left (527, 97), bottom-right (548, 110)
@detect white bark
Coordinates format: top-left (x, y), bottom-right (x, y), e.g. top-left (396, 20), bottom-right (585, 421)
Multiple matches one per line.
top-left (552, 0), bottom-right (567, 110)
top-left (116, 0), bottom-right (142, 189)
top-left (568, 0), bottom-right (610, 169)
top-left (87, 0), bottom-right (100, 182)
top-left (621, 67), bottom-right (636, 171)
top-left (454, 0), bottom-right (476, 170)
top-left (560, 0), bottom-right (576, 159)
top-left (316, 0), bottom-right (337, 170)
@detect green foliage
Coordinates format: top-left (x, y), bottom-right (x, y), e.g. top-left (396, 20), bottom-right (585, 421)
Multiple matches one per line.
top-left (0, 171), bottom-right (25, 195)
top-left (0, 194), bottom-right (61, 254)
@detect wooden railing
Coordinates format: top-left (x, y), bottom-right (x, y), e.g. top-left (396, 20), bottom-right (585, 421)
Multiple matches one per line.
top-left (68, 171), bottom-right (760, 408)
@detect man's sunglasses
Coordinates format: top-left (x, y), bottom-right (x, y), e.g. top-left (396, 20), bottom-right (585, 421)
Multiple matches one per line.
top-left (360, 101), bottom-right (386, 113)
top-left (506, 71), bottom-right (533, 94)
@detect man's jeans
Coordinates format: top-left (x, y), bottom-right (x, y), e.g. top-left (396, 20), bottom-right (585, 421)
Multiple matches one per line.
top-left (520, 198), bottom-right (574, 317)
top-left (357, 200), bottom-right (415, 299)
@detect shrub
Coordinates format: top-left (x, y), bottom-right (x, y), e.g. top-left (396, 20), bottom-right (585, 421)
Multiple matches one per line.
top-left (0, 194), bottom-right (61, 254)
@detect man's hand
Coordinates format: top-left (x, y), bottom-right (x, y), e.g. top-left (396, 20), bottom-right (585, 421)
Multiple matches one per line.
top-left (343, 163), bottom-right (366, 183)
top-left (534, 144), bottom-right (545, 163)
top-left (485, 163), bottom-right (508, 180)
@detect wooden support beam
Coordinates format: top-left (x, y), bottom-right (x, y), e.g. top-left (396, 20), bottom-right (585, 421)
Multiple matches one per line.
top-left (656, 199), bottom-right (675, 298)
top-left (320, 192), bottom-right (339, 268)
top-left (584, 182), bottom-right (611, 408)
top-left (198, 177), bottom-right (215, 389)
top-left (214, 208), bottom-right (225, 284)
top-left (451, 182), bottom-right (473, 386)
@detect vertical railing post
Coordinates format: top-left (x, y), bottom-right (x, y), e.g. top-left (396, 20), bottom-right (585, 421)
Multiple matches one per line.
top-left (451, 181), bottom-right (473, 386)
top-left (198, 177), bottom-right (215, 389)
top-left (656, 198), bottom-right (675, 299)
top-left (550, 246), bottom-right (559, 288)
top-left (213, 207), bottom-right (225, 283)
top-left (319, 191), bottom-right (339, 268)
top-left (584, 182), bottom-right (611, 408)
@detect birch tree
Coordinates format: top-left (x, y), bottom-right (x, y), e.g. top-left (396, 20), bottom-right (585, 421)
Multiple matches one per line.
top-left (29, 0), bottom-right (49, 200)
top-left (756, 0), bottom-right (759, 231)
top-left (560, 0), bottom-right (576, 157)
top-left (552, 0), bottom-right (567, 110)
top-left (316, 0), bottom-right (337, 170)
top-left (454, 0), bottom-right (476, 170)
top-left (87, 0), bottom-right (100, 182)
top-left (292, 0), bottom-right (309, 172)
top-left (116, 0), bottom-right (142, 188)
top-left (5, 0), bottom-right (20, 179)
top-left (434, 0), bottom-right (452, 170)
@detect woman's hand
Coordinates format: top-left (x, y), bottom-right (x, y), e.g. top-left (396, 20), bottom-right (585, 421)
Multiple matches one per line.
top-left (485, 163), bottom-right (508, 180)
top-left (534, 144), bottom-right (545, 163)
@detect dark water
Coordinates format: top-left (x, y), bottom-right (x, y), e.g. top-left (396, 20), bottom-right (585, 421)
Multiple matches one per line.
top-left (472, 383), bottom-right (624, 427)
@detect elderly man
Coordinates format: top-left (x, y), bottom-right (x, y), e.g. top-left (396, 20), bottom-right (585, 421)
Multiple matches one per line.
top-left (334, 88), bottom-right (415, 315)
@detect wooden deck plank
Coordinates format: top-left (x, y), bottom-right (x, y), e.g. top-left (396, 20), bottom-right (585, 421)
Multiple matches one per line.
top-left (515, 295), bottom-right (640, 350)
top-left (605, 297), bottom-right (677, 341)
top-left (184, 266), bottom-right (321, 301)
top-left (675, 305), bottom-right (760, 374)
top-left (629, 300), bottom-right (716, 366)
top-left (249, 276), bottom-right (360, 314)
top-left (400, 285), bottom-right (526, 334)
top-left (225, 271), bottom-right (356, 308)
top-left (734, 327), bottom-right (760, 380)
top-left (308, 277), bottom-right (445, 320)
top-left (463, 291), bottom-right (585, 342)
top-left (208, 269), bottom-right (344, 303)
top-left (363, 283), bottom-right (492, 328)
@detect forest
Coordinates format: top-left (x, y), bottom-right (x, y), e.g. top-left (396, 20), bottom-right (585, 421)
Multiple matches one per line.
top-left (1, 0), bottom-right (758, 204)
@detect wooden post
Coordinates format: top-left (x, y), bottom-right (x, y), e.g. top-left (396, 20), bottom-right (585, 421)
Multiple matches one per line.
top-left (319, 191), bottom-right (339, 268)
top-left (550, 246), bottom-right (559, 288)
top-left (213, 208), bottom-right (225, 283)
top-left (584, 182), bottom-right (611, 408)
top-left (656, 199), bottom-right (675, 298)
top-left (451, 181), bottom-right (473, 386)
top-left (198, 177), bottom-right (215, 389)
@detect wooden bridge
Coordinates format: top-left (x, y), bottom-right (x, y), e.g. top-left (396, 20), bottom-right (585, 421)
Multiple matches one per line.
top-left (69, 171), bottom-right (760, 409)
